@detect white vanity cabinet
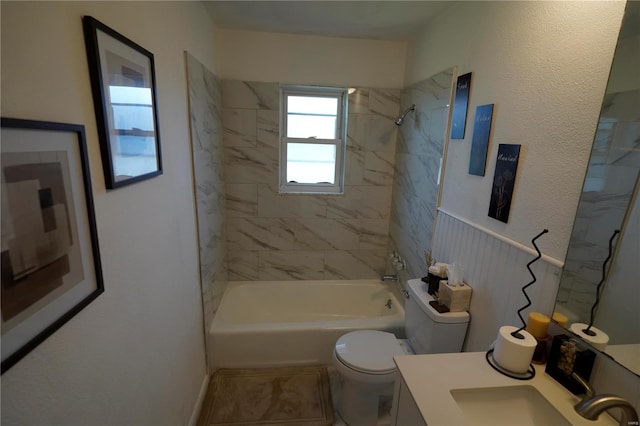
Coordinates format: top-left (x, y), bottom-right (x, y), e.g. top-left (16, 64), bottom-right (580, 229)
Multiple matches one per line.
top-left (390, 375), bottom-right (426, 426)
top-left (390, 353), bottom-right (617, 426)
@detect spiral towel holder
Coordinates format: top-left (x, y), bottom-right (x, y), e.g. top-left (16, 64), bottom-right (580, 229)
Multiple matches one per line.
top-left (584, 229), bottom-right (620, 336)
top-left (485, 229), bottom-right (548, 381)
top-left (511, 229), bottom-right (549, 339)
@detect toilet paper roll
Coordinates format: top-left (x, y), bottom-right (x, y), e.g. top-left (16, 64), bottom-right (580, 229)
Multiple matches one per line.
top-left (569, 323), bottom-right (609, 351)
top-left (493, 326), bottom-right (537, 374)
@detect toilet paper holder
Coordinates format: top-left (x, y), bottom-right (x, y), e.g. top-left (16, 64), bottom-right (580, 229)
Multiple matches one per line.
top-left (485, 229), bottom-right (549, 381)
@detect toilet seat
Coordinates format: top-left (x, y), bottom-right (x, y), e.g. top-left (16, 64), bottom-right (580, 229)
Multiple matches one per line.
top-left (334, 330), bottom-right (405, 374)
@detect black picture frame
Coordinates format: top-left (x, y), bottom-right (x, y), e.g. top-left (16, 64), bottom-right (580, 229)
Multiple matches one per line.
top-left (450, 72), bottom-right (472, 140)
top-left (1, 118), bottom-right (104, 374)
top-left (488, 144), bottom-right (521, 223)
top-left (83, 16), bottom-right (162, 189)
top-left (469, 103), bottom-right (494, 176)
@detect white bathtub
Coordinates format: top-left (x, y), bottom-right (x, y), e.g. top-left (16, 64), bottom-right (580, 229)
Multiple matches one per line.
top-left (209, 279), bottom-right (405, 369)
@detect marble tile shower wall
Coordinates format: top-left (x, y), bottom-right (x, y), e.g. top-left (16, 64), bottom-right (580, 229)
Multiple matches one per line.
top-left (186, 53), bottom-right (228, 331)
top-left (389, 69), bottom-right (454, 278)
top-left (222, 80), bottom-right (400, 280)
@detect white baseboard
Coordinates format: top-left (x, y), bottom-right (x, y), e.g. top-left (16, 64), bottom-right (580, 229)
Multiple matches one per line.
top-left (189, 373), bottom-right (210, 426)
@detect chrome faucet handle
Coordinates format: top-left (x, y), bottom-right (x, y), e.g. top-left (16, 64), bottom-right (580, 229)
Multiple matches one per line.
top-left (575, 394), bottom-right (639, 426)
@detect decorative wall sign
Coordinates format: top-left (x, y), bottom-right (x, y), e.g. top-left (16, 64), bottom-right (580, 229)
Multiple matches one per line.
top-left (488, 144), bottom-right (521, 223)
top-left (450, 72), bottom-right (472, 139)
top-left (1, 118), bottom-right (104, 373)
top-left (83, 16), bottom-right (162, 189)
top-left (469, 104), bottom-right (494, 176)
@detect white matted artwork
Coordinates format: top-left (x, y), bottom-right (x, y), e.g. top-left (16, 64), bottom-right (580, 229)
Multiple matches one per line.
top-left (83, 15), bottom-right (162, 189)
top-left (1, 118), bottom-right (103, 373)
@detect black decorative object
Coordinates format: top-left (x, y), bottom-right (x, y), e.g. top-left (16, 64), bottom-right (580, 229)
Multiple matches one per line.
top-left (450, 72), bottom-right (472, 139)
top-left (585, 229), bottom-right (620, 335)
top-left (545, 334), bottom-right (596, 395)
top-left (488, 144), bottom-right (521, 223)
top-left (1, 118), bottom-right (104, 373)
top-left (512, 229), bottom-right (548, 339)
top-left (83, 16), bottom-right (162, 189)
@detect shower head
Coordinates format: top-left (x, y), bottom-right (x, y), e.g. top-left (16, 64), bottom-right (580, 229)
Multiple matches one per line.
top-left (393, 104), bottom-right (416, 126)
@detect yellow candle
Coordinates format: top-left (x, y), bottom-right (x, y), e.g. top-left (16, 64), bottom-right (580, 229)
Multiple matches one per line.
top-left (552, 312), bottom-right (568, 328)
top-left (526, 312), bottom-right (550, 338)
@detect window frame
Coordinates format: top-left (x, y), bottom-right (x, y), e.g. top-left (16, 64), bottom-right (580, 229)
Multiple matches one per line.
top-left (279, 85), bottom-right (348, 194)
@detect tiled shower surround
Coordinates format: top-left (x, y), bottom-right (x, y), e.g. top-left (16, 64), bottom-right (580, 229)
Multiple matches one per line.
top-left (389, 68), bottom-right (455, 278)
top-left (185, 53), bottom-right (228, 332)
top-left (222, 80), bottom-right (401, 281)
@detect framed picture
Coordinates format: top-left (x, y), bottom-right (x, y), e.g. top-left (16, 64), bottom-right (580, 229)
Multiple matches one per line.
top-left (488, 144), bottom-right (521, 223)
top-left (450, 72), bottom-right (472, 139)
top-left (83, 16), bottom-right (162, 189)
top-left (1, 118), bottom-right (104, 373)
top-left (469, 104), bottom-right (494, 176)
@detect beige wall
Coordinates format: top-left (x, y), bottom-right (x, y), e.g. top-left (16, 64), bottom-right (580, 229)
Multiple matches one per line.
top-left (1, 2), bottom-right (216, 424)
top-left (405, 1), bottom-right (626, 261)
top-left (214, 28), bottom-right (407, 88)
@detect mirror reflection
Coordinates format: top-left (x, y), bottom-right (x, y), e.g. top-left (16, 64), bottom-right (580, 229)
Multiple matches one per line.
top-left (554, 1), bottom-right (640, 375)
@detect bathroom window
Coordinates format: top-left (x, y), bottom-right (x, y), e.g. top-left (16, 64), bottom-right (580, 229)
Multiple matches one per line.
top-left (280, 85), bottom-right (347, 194)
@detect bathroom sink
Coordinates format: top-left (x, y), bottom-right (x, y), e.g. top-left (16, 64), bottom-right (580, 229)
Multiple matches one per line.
top-left (450, 385), bottom-right (571, 426)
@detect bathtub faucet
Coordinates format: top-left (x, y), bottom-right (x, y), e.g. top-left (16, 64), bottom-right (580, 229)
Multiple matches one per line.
top-left (381, 274), bottom-right (399, 282)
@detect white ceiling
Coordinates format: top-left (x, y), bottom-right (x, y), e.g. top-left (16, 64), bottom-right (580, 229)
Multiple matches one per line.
top-left (203, 1), bottom-right (453, 41)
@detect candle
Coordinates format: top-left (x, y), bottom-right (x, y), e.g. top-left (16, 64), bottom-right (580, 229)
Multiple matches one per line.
top-left (552, 312), bottom-right (568, 328)
top-left (526, 312), bottom-right (550, 339)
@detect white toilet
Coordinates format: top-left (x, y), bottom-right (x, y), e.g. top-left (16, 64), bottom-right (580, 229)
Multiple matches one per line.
top-left (333, 278), bottom-right (470, 425)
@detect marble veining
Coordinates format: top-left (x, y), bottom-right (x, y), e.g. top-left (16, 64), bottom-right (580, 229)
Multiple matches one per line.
top-left (388, 68), bottom-right (454, 279)
top-left (256, 110), bottom-right (279, 149)
top-left (185, 52), bottom-right (228, 368)
top-left (221, 80), bottom-right (279, 110)
top-left (257, 184), bottom-right (327, 218)
top-left (293, 218), bottom-right (360, 250)
top-left (363, 151), bottom-right (395, 186)
top-left (559, 87), bottom-right (640, 321)
top-left (259, 251), bottom-right (326, 281)
top-left (222, 108), bottom-right (257, 148)
top-left (223, 80), bottom-right (399, 280)
top-left (227, 217), bottom-right (295, 252)
top-left (324, 250), bottom-right (387, 280)
top-left (226, 184), bottom-right (258, 218)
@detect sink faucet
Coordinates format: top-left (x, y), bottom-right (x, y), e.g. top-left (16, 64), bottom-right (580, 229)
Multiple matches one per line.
top-left (572, 372), bottom-right (639, 426)
top-left (575, 395), bottom-right (639, 426)
top-left (571, 372), bottom-right (595, 400)
top-left (381, 274), bottom-right (399, 282)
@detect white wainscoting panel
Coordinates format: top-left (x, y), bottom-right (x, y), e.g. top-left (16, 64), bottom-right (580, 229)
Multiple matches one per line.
top-left (433, 209), bottom-right (564, 351)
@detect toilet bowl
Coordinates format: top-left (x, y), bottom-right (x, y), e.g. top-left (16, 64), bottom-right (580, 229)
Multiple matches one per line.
top-left (333, 278), bottom-right (470, 425)
top-left (333, 330), bottom-right (408, 425)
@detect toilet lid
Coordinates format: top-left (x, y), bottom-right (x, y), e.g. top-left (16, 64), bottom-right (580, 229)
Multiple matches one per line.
top-left (335, 330), bottom-right (404, 374)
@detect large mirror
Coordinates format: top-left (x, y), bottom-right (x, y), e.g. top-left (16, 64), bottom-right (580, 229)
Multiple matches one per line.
top-left (554, 1), bottom-right (640, 375)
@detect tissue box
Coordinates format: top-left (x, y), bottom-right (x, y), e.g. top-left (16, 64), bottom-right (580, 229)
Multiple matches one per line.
top-left (438, 281), bottom-right (472, 312)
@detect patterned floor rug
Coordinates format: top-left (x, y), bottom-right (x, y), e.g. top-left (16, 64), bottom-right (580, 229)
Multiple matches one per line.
top-left (197, 366), bottom-right (334, 426)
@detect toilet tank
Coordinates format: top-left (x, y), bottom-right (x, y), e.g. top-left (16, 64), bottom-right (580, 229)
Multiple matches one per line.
top-left (405, 279), bottom-right (470, 354)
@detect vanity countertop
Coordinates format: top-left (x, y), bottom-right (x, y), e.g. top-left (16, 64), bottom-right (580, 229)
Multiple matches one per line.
top-left (393, 351), bottom-right (616, 425)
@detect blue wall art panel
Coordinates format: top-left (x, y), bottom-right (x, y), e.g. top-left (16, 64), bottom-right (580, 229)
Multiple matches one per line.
top-left (469, 103), bottom-right (494, 176)
top-left (450, 72), bottom-right (472, 139)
